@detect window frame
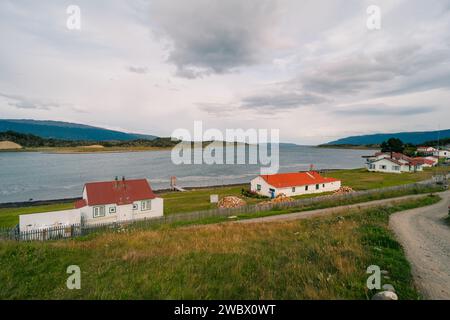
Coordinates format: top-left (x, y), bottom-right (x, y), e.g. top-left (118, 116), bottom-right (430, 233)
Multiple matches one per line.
top-left (109, 206), bottom-right (117, 214)
top-left (93, 206), bottom-right (106, 218)
top-left (141, 200), bottom-right (152, 211)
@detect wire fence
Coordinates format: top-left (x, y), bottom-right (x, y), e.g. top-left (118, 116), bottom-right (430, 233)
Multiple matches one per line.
top-left (0, 181), bottom-right (446, 242)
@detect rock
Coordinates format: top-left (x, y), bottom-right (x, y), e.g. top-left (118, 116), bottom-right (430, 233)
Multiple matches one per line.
top-left (228, 216), bottom-right (238, 219)
top-left (371, 291), bottom-right (398, 300)
top-left (382, 284), bottom-right (396, 293)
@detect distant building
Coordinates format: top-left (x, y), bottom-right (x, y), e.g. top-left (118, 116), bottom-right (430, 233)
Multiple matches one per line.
top-left (20, 178), bottom-right (163, 232)
top-left (250, 171), bottom-right (341, 198)
top-left (364, 152), bottom-right (424, 173)
top-left (416, 146), bottom-right (437, 155)
top-left (433, 148), bottom-right (450, 159)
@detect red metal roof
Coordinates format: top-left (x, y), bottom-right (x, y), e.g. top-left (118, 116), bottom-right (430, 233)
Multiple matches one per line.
top-left (83, 179), bottom-right (156, 206)
top-left (260, 171), bottom-right (340, 188)
top-left (74, 199), bottom-right (87, 209)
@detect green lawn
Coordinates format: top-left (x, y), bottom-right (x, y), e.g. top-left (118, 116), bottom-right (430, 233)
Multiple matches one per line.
top-left (326, 168), bottom-right (445, 190)
top-left (160, 184), bottom-right (262, 215)
top-left (0, 203), bottom-right (74, 228)
top-left (0, 167), bottom-right (447, 228)
top-left (0, 195), bottom-right (439, 299)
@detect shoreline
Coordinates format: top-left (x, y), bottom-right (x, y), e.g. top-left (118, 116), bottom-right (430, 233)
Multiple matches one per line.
top-left (0, 183), bottom-right (249, 208)
top-left (0, 147), bottom-right (173, 154)
top-left (0, 168), bottom-right (360, 208)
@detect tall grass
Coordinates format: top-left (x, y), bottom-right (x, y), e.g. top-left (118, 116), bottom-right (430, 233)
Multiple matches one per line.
top-left (0, 195), bottom-right (439, 300)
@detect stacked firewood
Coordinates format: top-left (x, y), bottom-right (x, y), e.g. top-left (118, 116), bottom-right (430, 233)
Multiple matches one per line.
top-left (217, 196), bottom-right (247, 208)
top-left (333, 186), bottom-right (355, 195)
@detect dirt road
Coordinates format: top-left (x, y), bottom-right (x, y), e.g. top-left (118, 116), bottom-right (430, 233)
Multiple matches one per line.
top-left (390, 191), bottom-right (450, 300)
top-left (237, 193), bottom-right (434, 224)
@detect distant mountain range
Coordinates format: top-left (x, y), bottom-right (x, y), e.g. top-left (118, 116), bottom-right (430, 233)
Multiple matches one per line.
top-left (325, 129), bottom-right (450, 146)
top-left (0, 119), bottom-right (157, 141)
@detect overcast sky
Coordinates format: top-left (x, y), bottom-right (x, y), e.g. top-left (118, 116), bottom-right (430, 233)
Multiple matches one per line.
top-left (0, 0), bottom-right (449, 144)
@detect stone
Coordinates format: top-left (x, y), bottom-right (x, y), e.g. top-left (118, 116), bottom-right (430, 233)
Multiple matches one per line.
top-left (371, 291), bottom-right (398, 300)
top-left (382, 284), bottom-right (396, 292)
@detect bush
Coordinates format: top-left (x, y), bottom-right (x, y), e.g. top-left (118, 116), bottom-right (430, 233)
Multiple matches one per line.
top-left (241, 189), bottom-right (269, 199)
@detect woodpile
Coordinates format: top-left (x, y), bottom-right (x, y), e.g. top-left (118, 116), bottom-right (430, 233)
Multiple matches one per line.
top-left (333, 186), bottom-right (355, 195)
top-left (218, 196), bottom-right (247, 209)
top-left (271, 194), bottom-right (294, 203)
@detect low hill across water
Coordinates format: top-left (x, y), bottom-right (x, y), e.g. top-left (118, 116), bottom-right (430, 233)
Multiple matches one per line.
top-left (325, 129), bottom-right (450, 146)
top-left (0, 119), bottom-right (157, 141)
top-left (0, 131), bottom-right (176, 149)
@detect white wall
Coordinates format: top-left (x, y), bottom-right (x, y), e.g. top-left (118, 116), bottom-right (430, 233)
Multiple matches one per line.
top-left (250, 177), bottom-right (341, 197)
top-left (20, 209), bottom-right (81, 232)
top-left (367, 159), bottom-right (423, 173)
top-left (81, 197), bottom-right (164, 225)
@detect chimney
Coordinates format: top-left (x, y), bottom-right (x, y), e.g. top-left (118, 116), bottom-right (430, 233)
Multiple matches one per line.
top-left (122, 176), bottom-right (126, 189)
top-left (114, 176), bottom-right (119, 188)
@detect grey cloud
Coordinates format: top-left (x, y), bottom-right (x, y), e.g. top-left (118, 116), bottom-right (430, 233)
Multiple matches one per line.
top-left (1, 92), bottom-right (65, 110)
top-left (334, 104), bottom-right (437, 117)
top-left (149, 0), bottom-right (280, 78)
top-left (241, 92), bottom-right (328, 110)
top-left (197, 103), bottom-right (238, 117)
top-left (127, 66), bottom-right (149, 74)
top-left (301, 41), bottom-right (450, 98)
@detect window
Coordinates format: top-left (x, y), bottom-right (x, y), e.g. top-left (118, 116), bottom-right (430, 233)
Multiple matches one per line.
top-left (392, 166), bottom-right (400, 171)
top-left (141, 200), bottom-right (151, 211)
top-left (305, 185), bottom-right (309, 191)
top-left (93, 206), bottom-right (105, 218)
top-left (322, 184), bottom-right (325, 188)
top-left (109, 206), bottom-right (116, 214)
top-left (316, 184), bottom-right (320, 190)
top-left (257, 184), bottom-right (261, 191)
top-left (132, 203), bottom-right (138, 210)
top-left (292, 187), bottom-right (296, 193)
top-left (380, 165), bottom-right (387, 170)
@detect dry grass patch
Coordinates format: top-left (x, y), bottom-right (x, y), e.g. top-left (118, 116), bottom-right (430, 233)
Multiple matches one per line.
top-left (1, 195), bottom-right (439, 300)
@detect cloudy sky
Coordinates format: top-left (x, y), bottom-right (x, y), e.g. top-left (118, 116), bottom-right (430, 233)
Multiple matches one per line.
top-left (0, 0), bottom-right (449, 144)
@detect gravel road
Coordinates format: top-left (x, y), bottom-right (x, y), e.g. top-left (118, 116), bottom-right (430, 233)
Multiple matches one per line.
top-left (390, 191), bottom-right (450, 300)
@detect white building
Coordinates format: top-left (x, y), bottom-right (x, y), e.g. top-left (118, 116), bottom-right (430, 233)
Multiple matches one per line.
top-left (19, 178), bottom-right (164, 232)
top-left (433, 149), bottom-right (450, 159)
top-left (417, 146), bottom-right (437, 155)
top-left (250, 171), bottom-right (341, 198)
top-left (365, 153), bottom-right (423, 173)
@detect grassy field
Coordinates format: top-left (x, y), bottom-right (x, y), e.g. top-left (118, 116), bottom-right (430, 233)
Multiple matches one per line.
top-left (0, 195), bottom-right (439, 300)
top-left (160, 167), bottom-right (448, 215)
top-left (326, 168), bottom-right (446, 190)
top-left (0, 167), bottom-right (447, 228)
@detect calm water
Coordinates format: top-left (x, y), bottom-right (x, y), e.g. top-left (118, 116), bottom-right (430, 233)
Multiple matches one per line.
top-left (0, 145), bottom-right (372, 203)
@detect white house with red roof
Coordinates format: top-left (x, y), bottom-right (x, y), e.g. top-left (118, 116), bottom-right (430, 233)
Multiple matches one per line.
top-left (75, 178), bottom-right (163, 224)
top-left (19, 178), bottom-right (163, 232)
top-left (364, 152), bottom-right (424, 173)
top-left (250, 171), bottom-right (341, 198)
top-left (417, 146), bottom-right (437, 155)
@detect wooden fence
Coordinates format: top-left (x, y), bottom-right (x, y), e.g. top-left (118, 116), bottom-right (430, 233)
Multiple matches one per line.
top-left (0, 181), bottom-right (445, 242)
